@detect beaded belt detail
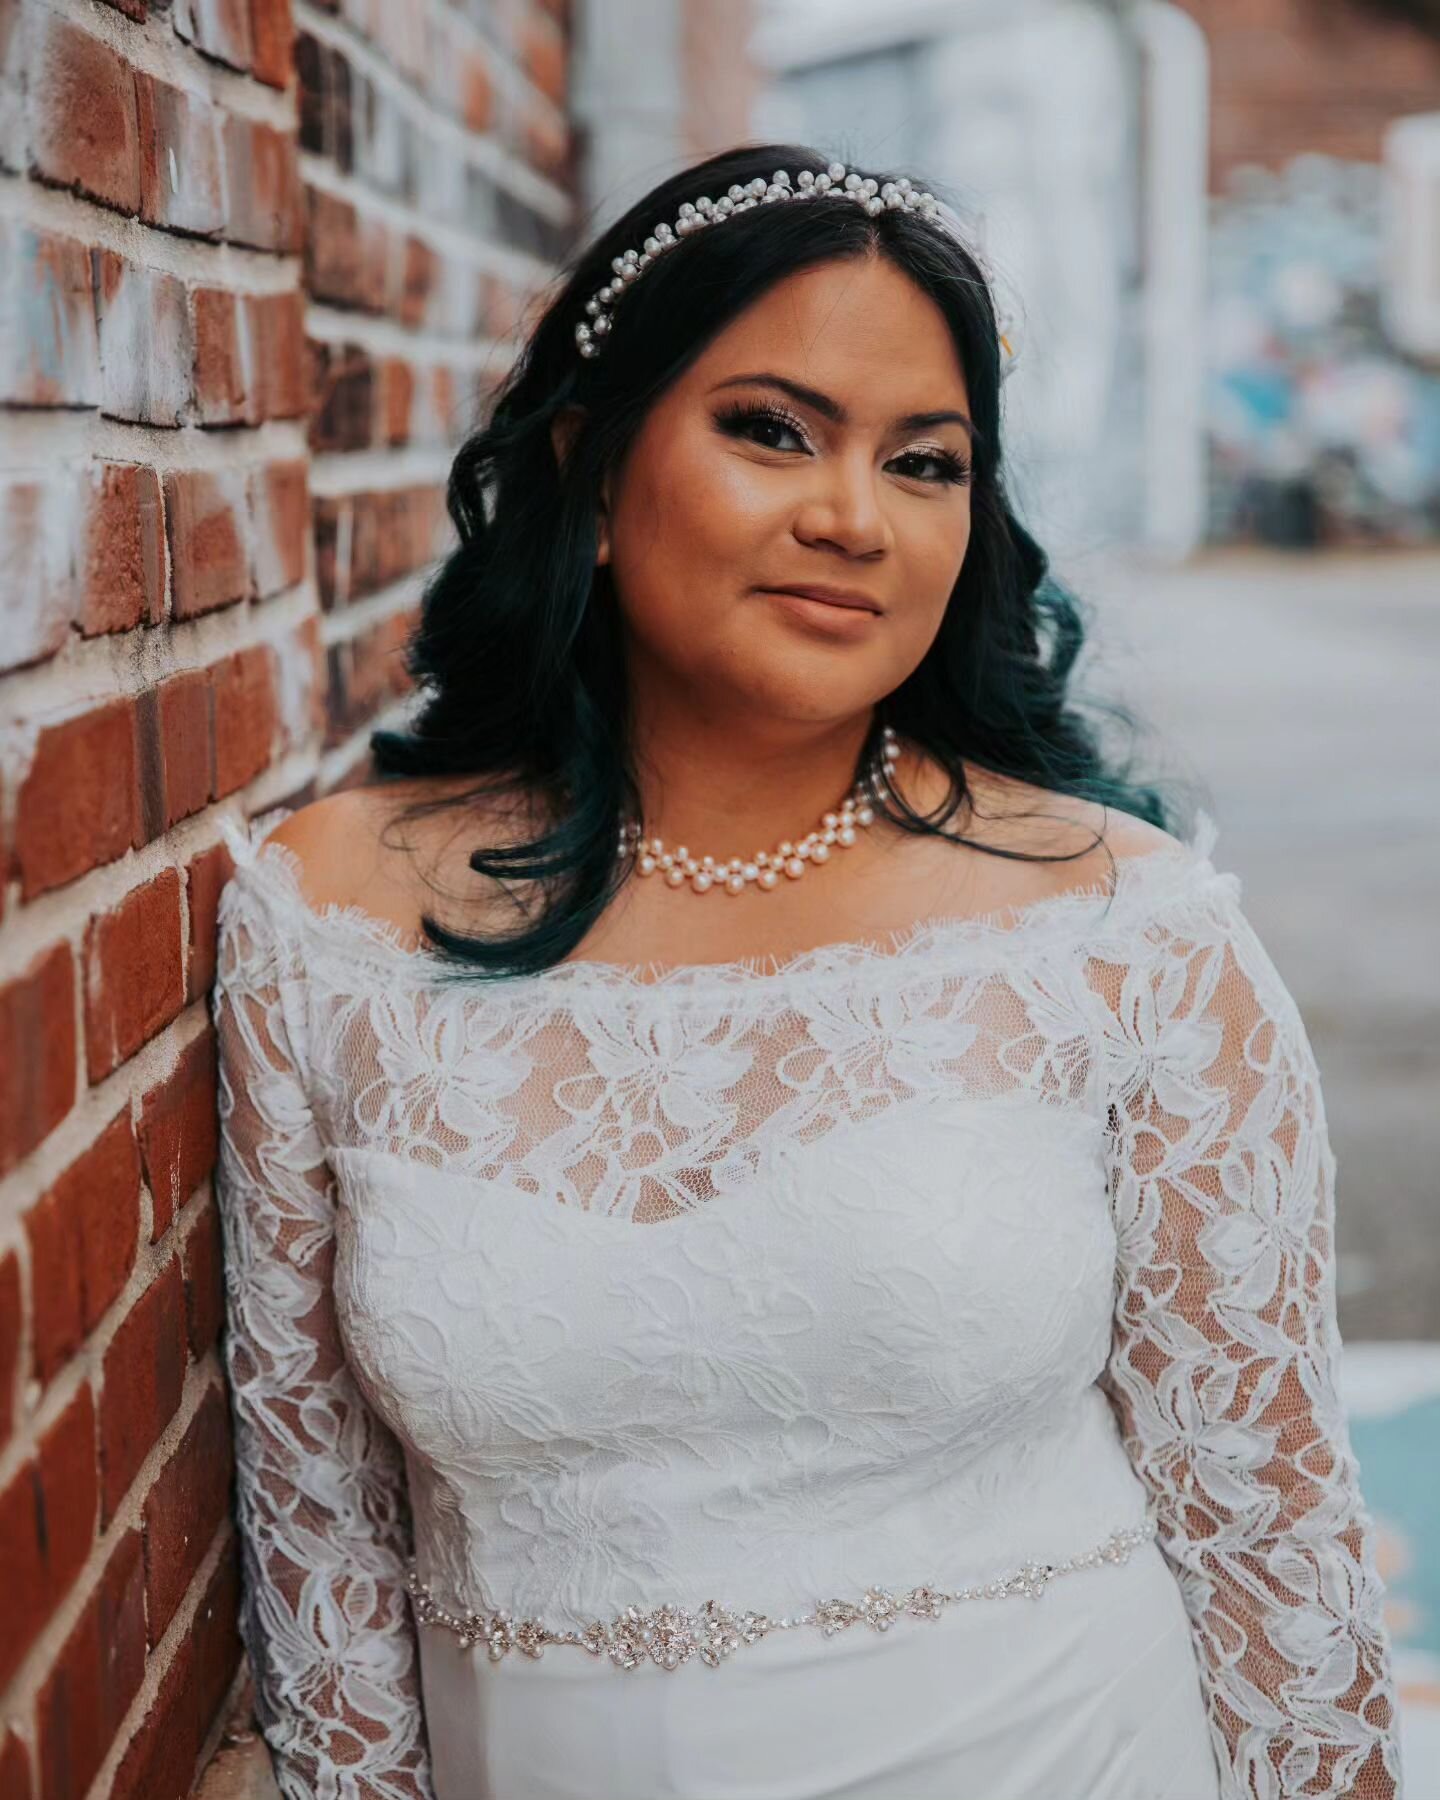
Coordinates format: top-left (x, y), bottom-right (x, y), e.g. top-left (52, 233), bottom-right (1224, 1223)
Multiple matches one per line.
top-left (405, 1509), bottom-right (1158, 1673)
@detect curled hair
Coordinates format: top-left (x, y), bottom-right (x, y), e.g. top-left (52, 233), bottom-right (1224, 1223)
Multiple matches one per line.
top-left (370, 141), bottom-right (1183, 980)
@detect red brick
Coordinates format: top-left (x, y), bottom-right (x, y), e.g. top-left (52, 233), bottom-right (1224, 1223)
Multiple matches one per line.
top-left (143, 1382), bottom-right (233, 1643)
top-left (184, 840), bottom-right (235, 1001)
top-left (93, 251), bottom-right (193, 427)
top-left (0, 1462), bottom-right (46, 1691)
top-left (83, 869), bottom-right (186, 1084)
top-left (304, 184), bottom-right (364, 306)
top-left (312, 493), bottom-right (349, 609)
top-left (212, 645), bottom-right (278, 797)
top-left (64, 1112), bottom-right (143, 1331)
top-left (0, 1251), bottom-right (19, 1449)
top-left (175, 0), bottom-right (253, 71)
top-left (181, 1195), bottom-right (225, 1357)
top-left (99, 0), bottom-right (147, 19)
top-left (37, 1384), bottom-right (98, 1611)
top-left (164, 469), bottom-right (253, 618)
top-left (15, 701), bottom-right (140, 898)
top-left (277, 612), bottom-right (326, 751)
top-left (137, 668), bottom-right (216, 832)
top-left (0, 945), bottom-right (77, 1179)
top-left (0, 1731), bottom-right (32, 1800)
top-left (224, 116), bottom-right (301, 251)
top-left (0, 473), bottom-right (79, 673)
top-left (24, 1114), bottom-right (141, 1382)
top-left (79, 463), bottom-right (166, 636)
top-left (191, 287), bottom-right (250, 426)
top-left (247, 289), bottom-right (308, 418)
top-left (24, 1188), bottom-right (81, 1387)
top-left (135, 74), bottom-right (225, 237)
top-left (397, 235), bottom-right (435, 329)
top-left (29, 14), bottom-right (141, 214)
top-left (114, 1536), bottom-right (241, 1800)
top-left (521, 13), bottom-right (566, 107)
top-left (0, 222), bottom-right (101, 407)
top-left (462, 51), bottom-right (493, 131)
top-left (250, 0), bottom-right (295, 88)
top-left (99, 1257), bottom-right (187, 1521)
top-left (378, 356), bottom-right (415, 445)
top-left (36, 1527), bottom-right (146, 1800)
top-left (140, 1029), bottom-right (218, 1240)
top-left (249, 458), bottom-right (308, 598)
top-left (309, 340), bottom-right (374, 452)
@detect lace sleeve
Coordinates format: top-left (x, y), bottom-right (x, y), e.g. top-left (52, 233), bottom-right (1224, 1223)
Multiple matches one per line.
top-left (212, 849), bottom-right (436, 1800)
top-left (1095, 873), bottom-right (1403, 1799)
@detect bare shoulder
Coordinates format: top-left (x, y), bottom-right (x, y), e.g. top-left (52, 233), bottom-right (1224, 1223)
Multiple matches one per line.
top-left (956, 765), bottom-right (1183, 883)
top-left (261, 777), bottom-right (531, 936)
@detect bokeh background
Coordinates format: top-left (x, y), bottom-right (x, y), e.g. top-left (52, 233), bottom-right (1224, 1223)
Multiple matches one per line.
top-left (0, 1), bottom-right (1435, 1794)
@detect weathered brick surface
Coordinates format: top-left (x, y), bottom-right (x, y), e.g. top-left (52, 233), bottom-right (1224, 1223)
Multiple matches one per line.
top-left (83, 869), bottom-right (188, 1084)
top-left (0, 0), bottom-right (595, 1789)
top-left (15, 701), bottom-right (140, 899)
top-left (99, 1256), bottom-right (188, 1523)
top-left (1175, 0), bottom-right (1440, 189)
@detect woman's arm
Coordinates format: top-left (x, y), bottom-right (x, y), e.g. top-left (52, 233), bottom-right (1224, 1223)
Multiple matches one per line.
top-left (212, 858), bottom-right (435, 1800)
top-left (1095, 877), bottom-right (1402, 1799)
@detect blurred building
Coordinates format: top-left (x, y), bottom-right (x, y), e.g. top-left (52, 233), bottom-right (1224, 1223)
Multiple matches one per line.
top-left (756, 0), bottom-right (1440, 552)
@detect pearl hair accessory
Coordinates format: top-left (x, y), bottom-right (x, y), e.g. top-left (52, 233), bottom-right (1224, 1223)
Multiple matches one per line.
top-left (575, 163), bottom-right (946, 362)
top-left (618, 725), bottom-right (899, 896)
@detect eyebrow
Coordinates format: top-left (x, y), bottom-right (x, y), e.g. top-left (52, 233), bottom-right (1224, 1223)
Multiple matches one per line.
top-left (709, 371), bottom-right (978, 443)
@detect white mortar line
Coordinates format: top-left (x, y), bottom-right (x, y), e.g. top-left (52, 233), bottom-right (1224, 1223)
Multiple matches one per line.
top-left (0, 172), bottom-right (301, 286)
top-left (0, 413), bottom-right (309, 473)
top-left (307, 446), bottom-right (455, 496)
top-left (304, 299), bottom-right (520, 370)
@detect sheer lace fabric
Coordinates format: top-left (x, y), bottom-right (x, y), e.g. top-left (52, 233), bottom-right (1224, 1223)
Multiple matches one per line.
top-left (211, 804), bottom-right (1401, 1799)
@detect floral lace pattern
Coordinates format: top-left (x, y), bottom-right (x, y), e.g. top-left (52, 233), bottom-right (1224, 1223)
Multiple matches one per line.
top-left (211, 802), bottom-right (1402, 1799)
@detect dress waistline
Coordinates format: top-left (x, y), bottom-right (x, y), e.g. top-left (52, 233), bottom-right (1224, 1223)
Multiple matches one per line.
top-left (405, 1504), bottom-right (1159, 1674)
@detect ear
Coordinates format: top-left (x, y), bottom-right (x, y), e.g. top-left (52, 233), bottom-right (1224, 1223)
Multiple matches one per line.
top-left (549, 406), bottom-right (610, 565)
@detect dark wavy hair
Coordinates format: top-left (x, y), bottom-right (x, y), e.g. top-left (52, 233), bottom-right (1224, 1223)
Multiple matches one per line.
top-left (369, 141), bottom-right (1183, 981)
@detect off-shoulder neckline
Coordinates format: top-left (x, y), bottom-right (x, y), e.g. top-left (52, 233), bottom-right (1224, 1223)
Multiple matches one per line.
top-left (217, 802), bottom-right (1230, 1000)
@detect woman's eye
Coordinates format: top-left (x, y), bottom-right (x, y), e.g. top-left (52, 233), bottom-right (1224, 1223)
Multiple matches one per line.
top-left (715, 403), bottom-right (970, 486)
top-left (716, 404), bottom-right (807, 452)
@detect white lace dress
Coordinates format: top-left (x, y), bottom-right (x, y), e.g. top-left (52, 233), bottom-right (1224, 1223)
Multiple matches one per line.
top-left (210, 806), bottom-right (1402, 1800)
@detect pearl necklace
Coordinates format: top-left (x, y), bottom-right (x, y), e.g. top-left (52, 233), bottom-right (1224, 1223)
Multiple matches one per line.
top-left (617, 726), bottom-right (899, 896)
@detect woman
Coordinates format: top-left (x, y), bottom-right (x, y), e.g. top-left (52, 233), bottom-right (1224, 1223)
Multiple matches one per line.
top-left (211, 144), bottom-right (1402, 1799)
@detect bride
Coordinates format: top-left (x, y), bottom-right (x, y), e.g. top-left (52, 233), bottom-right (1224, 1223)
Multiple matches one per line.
top-left (211, 144), bottom-right (1402, 1798)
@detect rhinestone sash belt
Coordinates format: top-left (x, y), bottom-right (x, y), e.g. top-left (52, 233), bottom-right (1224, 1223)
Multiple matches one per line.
top-left (405, 1507), bottom-right (1159, 1673)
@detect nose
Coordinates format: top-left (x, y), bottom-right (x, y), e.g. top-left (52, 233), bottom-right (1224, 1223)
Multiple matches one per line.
top-left (793, 448), bottom-right (891, 559)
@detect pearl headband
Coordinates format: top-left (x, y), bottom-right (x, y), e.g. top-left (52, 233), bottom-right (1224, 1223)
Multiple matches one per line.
top-left (574, 161), bottom-right (1015, 367)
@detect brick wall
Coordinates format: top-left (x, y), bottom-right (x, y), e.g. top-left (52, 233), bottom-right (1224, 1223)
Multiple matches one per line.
top-left (0, 1), bottom-right (578, 1795)
top-left (1175, 0), bottom-right (1440, 189)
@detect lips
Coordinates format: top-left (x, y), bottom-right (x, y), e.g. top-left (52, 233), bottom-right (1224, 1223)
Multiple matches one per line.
top-left (762, 587), bottom-right (882, 614)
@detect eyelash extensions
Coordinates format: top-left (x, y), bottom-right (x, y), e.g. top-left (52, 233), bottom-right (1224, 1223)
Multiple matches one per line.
top-left (713, 399), bottom-right (973, 487)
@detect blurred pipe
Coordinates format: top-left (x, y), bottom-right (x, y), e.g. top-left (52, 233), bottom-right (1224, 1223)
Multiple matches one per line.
top-left (1135, 2), bottom-right (1210, 561)
top-left (1382, 112), bottom-right (1440, 364)
top-left (569, 0), bottom-right (687, 238)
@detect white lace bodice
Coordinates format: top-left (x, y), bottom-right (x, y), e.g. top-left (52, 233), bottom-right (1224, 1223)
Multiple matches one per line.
top-left (210, 803), bottom-right (1402, 1799)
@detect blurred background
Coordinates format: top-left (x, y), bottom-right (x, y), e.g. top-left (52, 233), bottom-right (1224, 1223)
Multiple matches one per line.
top-left (0, 1), bottom-right (1435, 1794)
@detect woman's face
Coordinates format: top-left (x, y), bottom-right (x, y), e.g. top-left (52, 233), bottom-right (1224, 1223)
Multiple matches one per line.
top-left (580, 254), bottom-right (975, 726)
